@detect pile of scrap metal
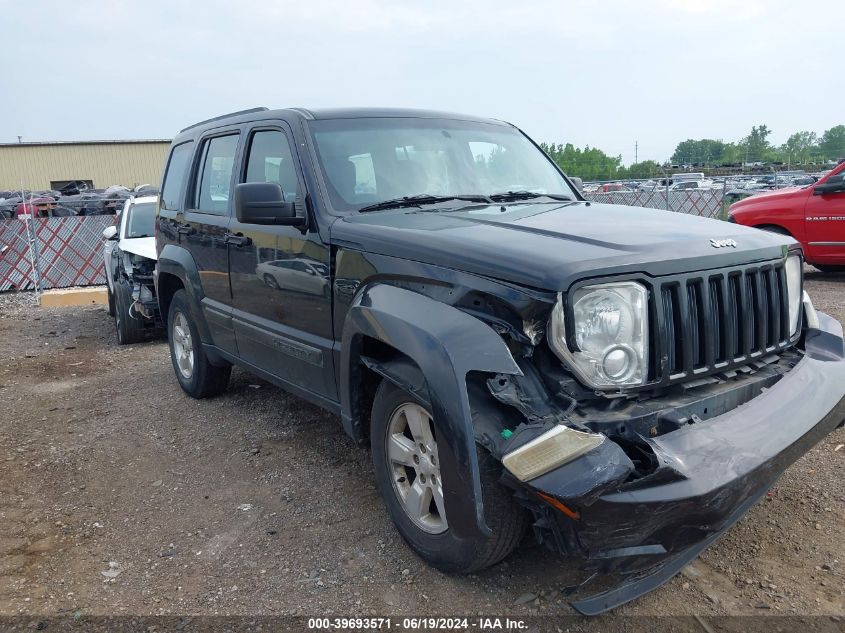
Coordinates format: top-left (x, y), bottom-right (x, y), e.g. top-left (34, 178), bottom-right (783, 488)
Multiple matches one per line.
top-left (0, 184), bottom-right (159, 219)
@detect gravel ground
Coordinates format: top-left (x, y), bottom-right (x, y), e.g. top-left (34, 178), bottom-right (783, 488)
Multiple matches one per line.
top-left (0, 269), bottom-right (843, 621)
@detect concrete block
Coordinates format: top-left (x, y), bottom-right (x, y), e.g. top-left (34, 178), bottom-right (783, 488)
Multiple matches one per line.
top-left (40, 286), bottom-right (108, 308)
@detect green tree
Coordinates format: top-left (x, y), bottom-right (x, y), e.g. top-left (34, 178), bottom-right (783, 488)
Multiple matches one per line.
top-left (540, 142), bottom-right (622, 181)
top-left (619, 160), bottom-right (661, 179)
top-left (819, 125), bottom-right (845, 161)
top-left (671, 139), bottom-right (727, 166)
top-left (741, 125), bottom-right (772, 163)
top-left (782, 131), bottom-right (818, 165)
top-left (717, 143), bottom-right (743, 166)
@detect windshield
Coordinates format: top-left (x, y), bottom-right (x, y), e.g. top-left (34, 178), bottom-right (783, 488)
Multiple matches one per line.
top-left (309, 118), bottom-right (576, 212)
top-left (125, 202), bottom-right (156, 238)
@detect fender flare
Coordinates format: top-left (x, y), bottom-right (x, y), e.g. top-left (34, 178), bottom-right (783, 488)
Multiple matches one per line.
top-left (340, 283), bottom-right (522, 539)
top-left (156, 244), bottom-right (212, 343)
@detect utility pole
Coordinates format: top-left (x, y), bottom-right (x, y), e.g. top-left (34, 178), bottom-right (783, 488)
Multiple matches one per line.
top-left (634, 141), bottom-right (638, 165)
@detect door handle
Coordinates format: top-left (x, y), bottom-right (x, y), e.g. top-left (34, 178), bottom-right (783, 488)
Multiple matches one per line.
top-left (225, 232), bottom-right (252, 247)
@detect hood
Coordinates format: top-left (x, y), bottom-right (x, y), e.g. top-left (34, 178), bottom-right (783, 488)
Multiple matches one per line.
top-left (118, 236), bottom-right (157, 261)
top-left (330, 201), bottom-right (794, 290)
top-left (731, 186), bottom-right (805, 208)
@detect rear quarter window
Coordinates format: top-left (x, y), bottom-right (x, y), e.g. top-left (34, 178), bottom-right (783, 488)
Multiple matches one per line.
top-left (161, 142), bottom-right (194, 211)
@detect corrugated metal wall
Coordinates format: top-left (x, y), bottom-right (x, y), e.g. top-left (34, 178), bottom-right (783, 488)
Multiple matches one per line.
top-left (0, 141), bottom-right (171, 190)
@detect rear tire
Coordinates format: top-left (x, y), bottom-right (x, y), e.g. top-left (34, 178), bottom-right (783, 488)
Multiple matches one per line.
top-left (167, 289), bottom-right (231, 398)
top-left (371, 380), bottom-right (527, 573)
top-left (114, 283), bottom-right (145, 345)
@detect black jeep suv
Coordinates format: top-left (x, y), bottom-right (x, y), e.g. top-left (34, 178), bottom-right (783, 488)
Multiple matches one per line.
top-left (155, 107), bottom-right (845, 614)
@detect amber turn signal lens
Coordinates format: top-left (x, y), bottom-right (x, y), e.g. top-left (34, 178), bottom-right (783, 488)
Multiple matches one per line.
top-left (536, 492), bottom-right (580, 520)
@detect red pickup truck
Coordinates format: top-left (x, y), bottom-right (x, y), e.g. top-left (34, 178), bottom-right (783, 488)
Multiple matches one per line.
top-left (728, 161), bottom-right (845, 272)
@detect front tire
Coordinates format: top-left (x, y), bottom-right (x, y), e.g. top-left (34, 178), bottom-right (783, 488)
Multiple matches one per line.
top-left (814, 264), bottom-right (845, 273)
top-left (167, 289), bottom-right (231, 398)
top-left (114, 283), bottom-right (145, 345)
top-left (371, 380), bottom-right (527, 573)
top-left (107, 284), bottom-right (116, 317)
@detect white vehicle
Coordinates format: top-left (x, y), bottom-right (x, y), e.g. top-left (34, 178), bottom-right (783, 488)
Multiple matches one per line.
top-left (671, 172), bottom-right (705, 182)
top-left (668, 179), bottom-right (715, 191)
top-left (256, 258), bottom-right (330, 297)
top-left (101, 196), bottom-right (161, 344)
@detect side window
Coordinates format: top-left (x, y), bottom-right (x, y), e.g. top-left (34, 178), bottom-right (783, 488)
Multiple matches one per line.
top-left (194, 134), bottom-right (239, 214)
top-left (244, 130), bottom-right (300, 202)
top-left (160, 142), bottom-right (194, 211)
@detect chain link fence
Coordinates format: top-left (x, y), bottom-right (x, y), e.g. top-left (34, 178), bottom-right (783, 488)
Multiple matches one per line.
top-left (581, 188), bottom-right (728, 219)
top-left (0, 216), bottom-right (112, 292)
top-left (0, 184), bottom-right (736, 293)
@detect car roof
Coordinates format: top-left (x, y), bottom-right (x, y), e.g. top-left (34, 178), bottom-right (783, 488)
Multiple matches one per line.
top-left (174, 107), bottom-right (511, 141)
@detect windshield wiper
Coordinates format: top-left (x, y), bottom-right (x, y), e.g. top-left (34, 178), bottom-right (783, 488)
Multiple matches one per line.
top-left (358, 194), bottom-right (491, 213)
top-left (489, 191), bottom-right (572, 202)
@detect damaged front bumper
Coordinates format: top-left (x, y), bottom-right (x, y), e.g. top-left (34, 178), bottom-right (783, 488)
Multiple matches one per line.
top-left (522, 311), bottom-right (845, 615)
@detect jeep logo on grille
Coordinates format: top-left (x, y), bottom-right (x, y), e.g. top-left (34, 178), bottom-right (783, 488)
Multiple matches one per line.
top-left (710, 238), bottom-right (737, 248)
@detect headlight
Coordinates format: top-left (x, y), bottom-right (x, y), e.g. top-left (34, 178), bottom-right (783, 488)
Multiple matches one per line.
top-left (549, 281), bottom-right (649, 389)
top-left (502, 424), bottom-right (605, 482)
top-left (785, 254), bottom-right (802, 335)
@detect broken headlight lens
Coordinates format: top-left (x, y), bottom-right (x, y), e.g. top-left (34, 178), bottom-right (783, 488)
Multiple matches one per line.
top-left (785, 254), bottom-right (802, 335)
top-left (549, 281), bottom-right (649, 389)
top-left (502, 424), bottom-right (605, 482)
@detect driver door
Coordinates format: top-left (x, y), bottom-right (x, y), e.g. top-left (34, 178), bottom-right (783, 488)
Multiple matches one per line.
top-left (805, 170), bottom-right (845, 263)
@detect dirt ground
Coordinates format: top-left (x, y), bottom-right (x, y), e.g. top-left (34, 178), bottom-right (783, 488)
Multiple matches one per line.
top-left (0, 269), bottom-right (843, 622)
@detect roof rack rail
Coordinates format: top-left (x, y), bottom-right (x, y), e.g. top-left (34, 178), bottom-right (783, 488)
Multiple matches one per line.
top-left (180, 107), bottom-right (269, 133)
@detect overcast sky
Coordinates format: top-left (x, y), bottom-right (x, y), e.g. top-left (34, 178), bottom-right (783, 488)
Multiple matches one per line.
top-left (2, 0), bottom-right (842, 164)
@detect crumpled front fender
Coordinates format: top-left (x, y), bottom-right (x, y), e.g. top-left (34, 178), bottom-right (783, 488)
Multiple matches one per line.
top-left (340, 283), bottom-right (521, 539)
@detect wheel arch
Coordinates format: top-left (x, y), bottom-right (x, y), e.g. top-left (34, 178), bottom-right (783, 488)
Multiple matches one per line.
top-left (753, 223), bottom-right (794, 238)
top-left (340, 283), bottom-right (522, 540)
top-left (156, 244), bottom-right (212, 343)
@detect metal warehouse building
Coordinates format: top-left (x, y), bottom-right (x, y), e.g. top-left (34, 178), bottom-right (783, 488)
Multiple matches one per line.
top-left (0, 139), bottom-right (171, 191)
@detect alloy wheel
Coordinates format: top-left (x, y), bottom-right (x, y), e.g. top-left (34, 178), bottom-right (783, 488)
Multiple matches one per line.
top-left (171, 311), bottom-right (195, 379)
top-left (385, 402), bottom-right (447, 534)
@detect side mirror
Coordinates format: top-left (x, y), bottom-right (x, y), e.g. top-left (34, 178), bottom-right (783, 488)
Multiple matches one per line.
top-left (234, 182), bottom-right (304, 226)
top-left (569, 176), bottom-right (584, 192)
top-left (102, 225), bottom-right (118, 240)
top-left (814, 174), bottom-right (845, 196)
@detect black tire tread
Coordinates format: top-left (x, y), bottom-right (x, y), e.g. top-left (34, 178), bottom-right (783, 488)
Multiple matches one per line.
top-left (814, 264), bottom-right (845, 273)
top-left (114, 283), bottom-right (145, 345)
top-left (464, 449), bottom-right (529, 571)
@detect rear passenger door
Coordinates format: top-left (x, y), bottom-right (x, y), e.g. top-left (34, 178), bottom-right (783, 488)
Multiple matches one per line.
top-left (182, 130), bottom-right (242, 353)
top-left (228, 124), bottom-right (336, 401)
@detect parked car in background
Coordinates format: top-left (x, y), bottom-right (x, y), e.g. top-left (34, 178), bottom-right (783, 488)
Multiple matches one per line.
top-left (595, 182), bottom-right (631, 193)
top-left (729, 161), bottom-right (845, 272)
top-left (669, 179), bottom-right (714, 191)
top-left (102, 196), bottom-right (163, 343)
